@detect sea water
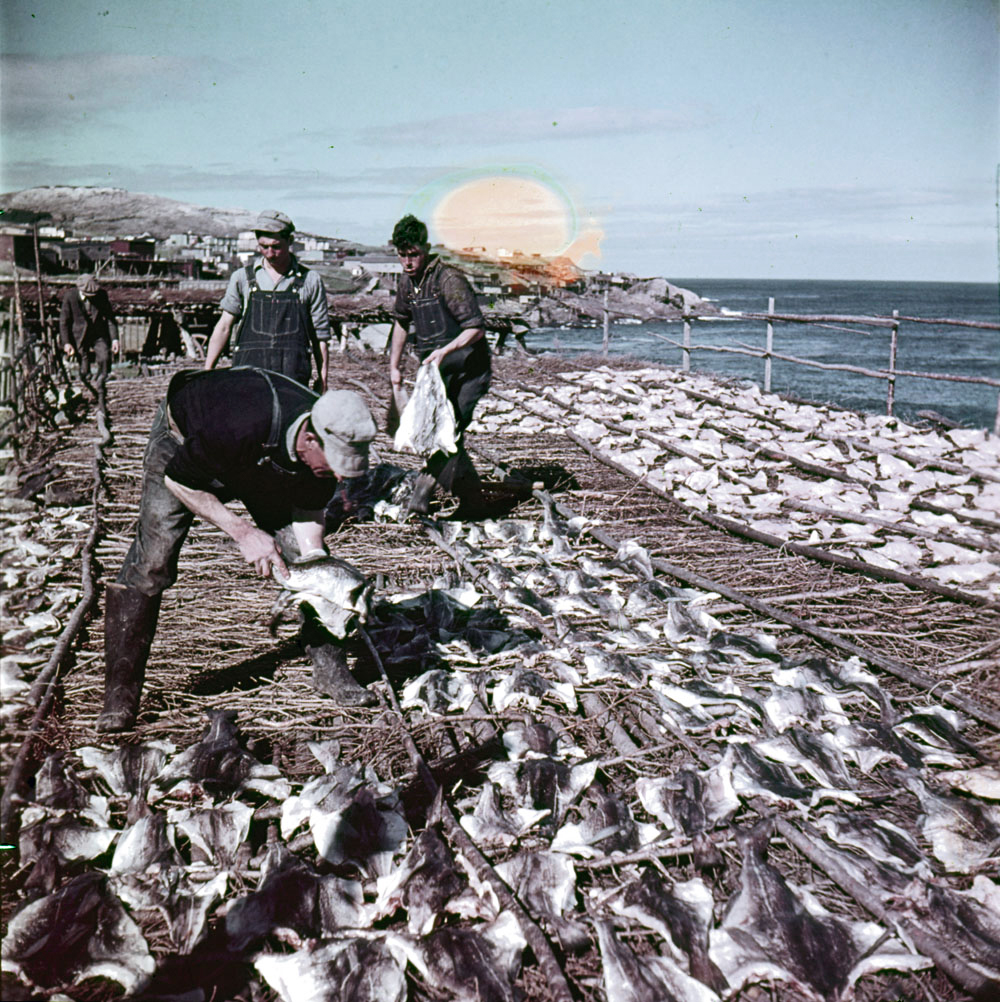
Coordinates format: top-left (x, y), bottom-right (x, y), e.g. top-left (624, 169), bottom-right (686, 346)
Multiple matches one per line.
top-left (525, 280), bottom-right (999, 429)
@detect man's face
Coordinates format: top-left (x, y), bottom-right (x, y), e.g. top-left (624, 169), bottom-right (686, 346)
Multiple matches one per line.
top-left (397, 244), bottom-right (430, 279)
top-left (257, 235), bottom-right (292, 270)
top-left (299, 430), bottom-right (338, 478)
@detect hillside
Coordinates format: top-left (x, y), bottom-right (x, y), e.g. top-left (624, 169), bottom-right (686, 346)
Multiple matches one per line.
top-left (0, 185), bottom-right (713, 321)
top-left (0, 186), bottom-right (259, 239)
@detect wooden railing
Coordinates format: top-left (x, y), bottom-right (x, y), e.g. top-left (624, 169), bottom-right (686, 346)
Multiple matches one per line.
top-left (0, 269), bottom-right (77, 456)
top-left (600, 297), bottom-right (1000, 433)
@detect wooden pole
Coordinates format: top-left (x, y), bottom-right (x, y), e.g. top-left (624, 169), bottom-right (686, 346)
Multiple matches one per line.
top-left (647, 334), bottom-right (1000, 389)
top-left (764, 296), bottom-right (774, 392)
top-left (886, 309), bottom-right (899, 416)
top-left (682, 317), bottom-right (691, 372)
top-left (31, 225), bottom-right (48, 338)
top-left (600, 288), bottom-right (610, 356)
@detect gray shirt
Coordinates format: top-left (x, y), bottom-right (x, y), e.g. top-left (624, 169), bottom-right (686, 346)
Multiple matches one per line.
top-left (220, 255), bottom-right (331, 341)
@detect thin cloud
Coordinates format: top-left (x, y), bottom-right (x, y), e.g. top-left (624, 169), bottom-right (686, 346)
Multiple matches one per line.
top-left (361, 105), bottom-right (711, 146)
top-left (1, 160), bottom-right (434, 200)
top-left (1, 52), bottom-right (233, 133)
top-left (612, 181), bottom-right (992, 231)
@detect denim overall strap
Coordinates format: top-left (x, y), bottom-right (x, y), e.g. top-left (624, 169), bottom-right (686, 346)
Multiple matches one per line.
top-left (410, 289), bottom-right (463, 357)
top-left (254, 368), bottom-right (284, 463)
top-left (232, 263), bottom-right (315, 385)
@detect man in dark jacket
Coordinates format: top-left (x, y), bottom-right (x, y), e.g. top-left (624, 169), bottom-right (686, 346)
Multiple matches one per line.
top-left (99, 367), bottom-right (378, 733)
top-left (388, 214), bottom-right (491, 515)
top-left (60, 275), bottom-right (119, 382)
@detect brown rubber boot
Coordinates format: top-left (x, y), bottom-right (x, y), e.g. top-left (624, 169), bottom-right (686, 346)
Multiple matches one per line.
top-left (304, 641), bottom-right (377, 707)
top-left (97, 584), bottom-right (162, 733)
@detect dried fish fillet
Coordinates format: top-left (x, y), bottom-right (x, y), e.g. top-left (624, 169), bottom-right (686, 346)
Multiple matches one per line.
top-left (271, 554), bottom-right (372, 639)
top-left (227, 841), bottom-right (364, 950)
top-left (150, 709), bottom-right (290, 801)
top-left (905, 774), bottom-right (1000, 873)
top-left (594, 919), bottom-right (722, 1002)
top-left (168, 801), bottom-right (254, 868)
top-left (1, 873), bottom-right (154, 995)
top-left (610, 871), bottom-right (727, 993)
top-left (371, 828), bottom-right (466, 934)
top-left (710, 824), bottom-right (929, 1000)
top-left (255, 935), bottom-right (407, 1002)
top-left (393, 361), bottom-right (458, 456)
top-left (77, 740), bottom-right (174, 800)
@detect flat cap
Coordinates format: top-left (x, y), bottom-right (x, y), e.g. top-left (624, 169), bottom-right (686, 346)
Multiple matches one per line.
top-left (254, 210), bottom-right (295, 236)
top-left (311, 390), bottom-right (377, 479)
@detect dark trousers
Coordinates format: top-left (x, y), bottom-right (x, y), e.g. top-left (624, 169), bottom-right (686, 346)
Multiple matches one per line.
top-left (78, 339), bottom-right (111, 383)
top-left (422, 338), bottom-right (491, 491)
top-left (116, 403), bottom-right (195, 596)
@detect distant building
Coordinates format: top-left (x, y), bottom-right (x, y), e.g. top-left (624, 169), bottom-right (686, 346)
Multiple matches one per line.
top-left (348, 254), bottom-right (402, 276)
top-left (111, 238), bottom-right (156, 257)
top-left (0, 226), bottom-right (37, 269)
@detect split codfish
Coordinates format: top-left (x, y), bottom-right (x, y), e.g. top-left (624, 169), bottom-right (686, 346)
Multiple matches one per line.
top-left (255, 935), bottom-right (407, 1002)
top-left (610, 870), bottom-right (728, 994)
top-left (227, 840), bottom-right (364, 951)
top-left (594, 919), bottom-right (723, 1002)
top-left (271, 554), bottom-right (373, 639)
top-left (709, 822), bottom-right (929, 1001)
top-left (1, 872), bottom-right (155, 996)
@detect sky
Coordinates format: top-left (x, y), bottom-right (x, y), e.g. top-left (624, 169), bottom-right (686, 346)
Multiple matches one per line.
top-left (1, 0), bottom-right (997, 282)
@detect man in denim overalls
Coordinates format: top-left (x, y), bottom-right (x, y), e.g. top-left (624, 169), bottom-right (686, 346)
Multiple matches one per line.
top-left (388, 214), bottom-right (491, 515)
top-left (204, 210), bottom-right (331, 390)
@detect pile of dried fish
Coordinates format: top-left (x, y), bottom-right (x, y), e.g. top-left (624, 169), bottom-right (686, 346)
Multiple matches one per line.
top-left (1, 503), bottom-right (91, 731)
top-left (5, 492), bottom-right (997, 1000)
top-left (3, 355), bottom-right (998, 1002)
top-left (474, 367), bottom-right (1000, 602)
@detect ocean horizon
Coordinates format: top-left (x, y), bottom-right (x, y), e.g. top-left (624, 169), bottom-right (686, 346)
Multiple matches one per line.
top-left (525, 278), bottom-right (1000, 430)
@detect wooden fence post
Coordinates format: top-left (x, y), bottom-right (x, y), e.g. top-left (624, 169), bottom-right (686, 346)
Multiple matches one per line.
top-left (601, 289), bottom-right (610, 356)
top-left (765, 296), bottom-right (774, 392)
top-left (887, 309), bottom-right (899, 416)
top-left (0, 308), bottom-right (12, 419)
top-left (682, 317), bottom-right (691, 372)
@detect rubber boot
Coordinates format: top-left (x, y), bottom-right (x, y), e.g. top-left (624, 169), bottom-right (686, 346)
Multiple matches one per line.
top-left (440, 449), bottom-right (488, 520)
top-left (407, 473), bottom-right (438, 515)
top-left (304, 641), bottom-right (377, 707)
top-left (97, 584), bottom-right (162, 733)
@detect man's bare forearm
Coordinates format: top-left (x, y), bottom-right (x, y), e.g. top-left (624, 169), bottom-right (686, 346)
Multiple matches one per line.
top-left (163, 475), bottom-right (288, 577)
top-left (164, 476), bottom-right (253, 542)
top-left (388, 321), bottom-right (409, 384)
top-left (204, 313), bottom-right (236, 370)
top-left (423, 326), bottom-right (484, 367)
top-left (290, 511), bottom-right (327, 557)
top-left (318, 342), bottom-right (330, 391)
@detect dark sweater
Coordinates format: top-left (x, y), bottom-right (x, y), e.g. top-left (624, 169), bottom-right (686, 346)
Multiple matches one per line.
top-left (165, 368), bottom-right (334, 526)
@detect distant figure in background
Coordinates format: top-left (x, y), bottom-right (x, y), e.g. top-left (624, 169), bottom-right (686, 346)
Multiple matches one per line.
top-left (142, 291), bottom-right (184, 357)
top-left (204, 210), bottom-right (331, 390)
top-left (60, 274), bottom-right (119, 385)
top-left (388, 214), bottom-right (490, 515)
